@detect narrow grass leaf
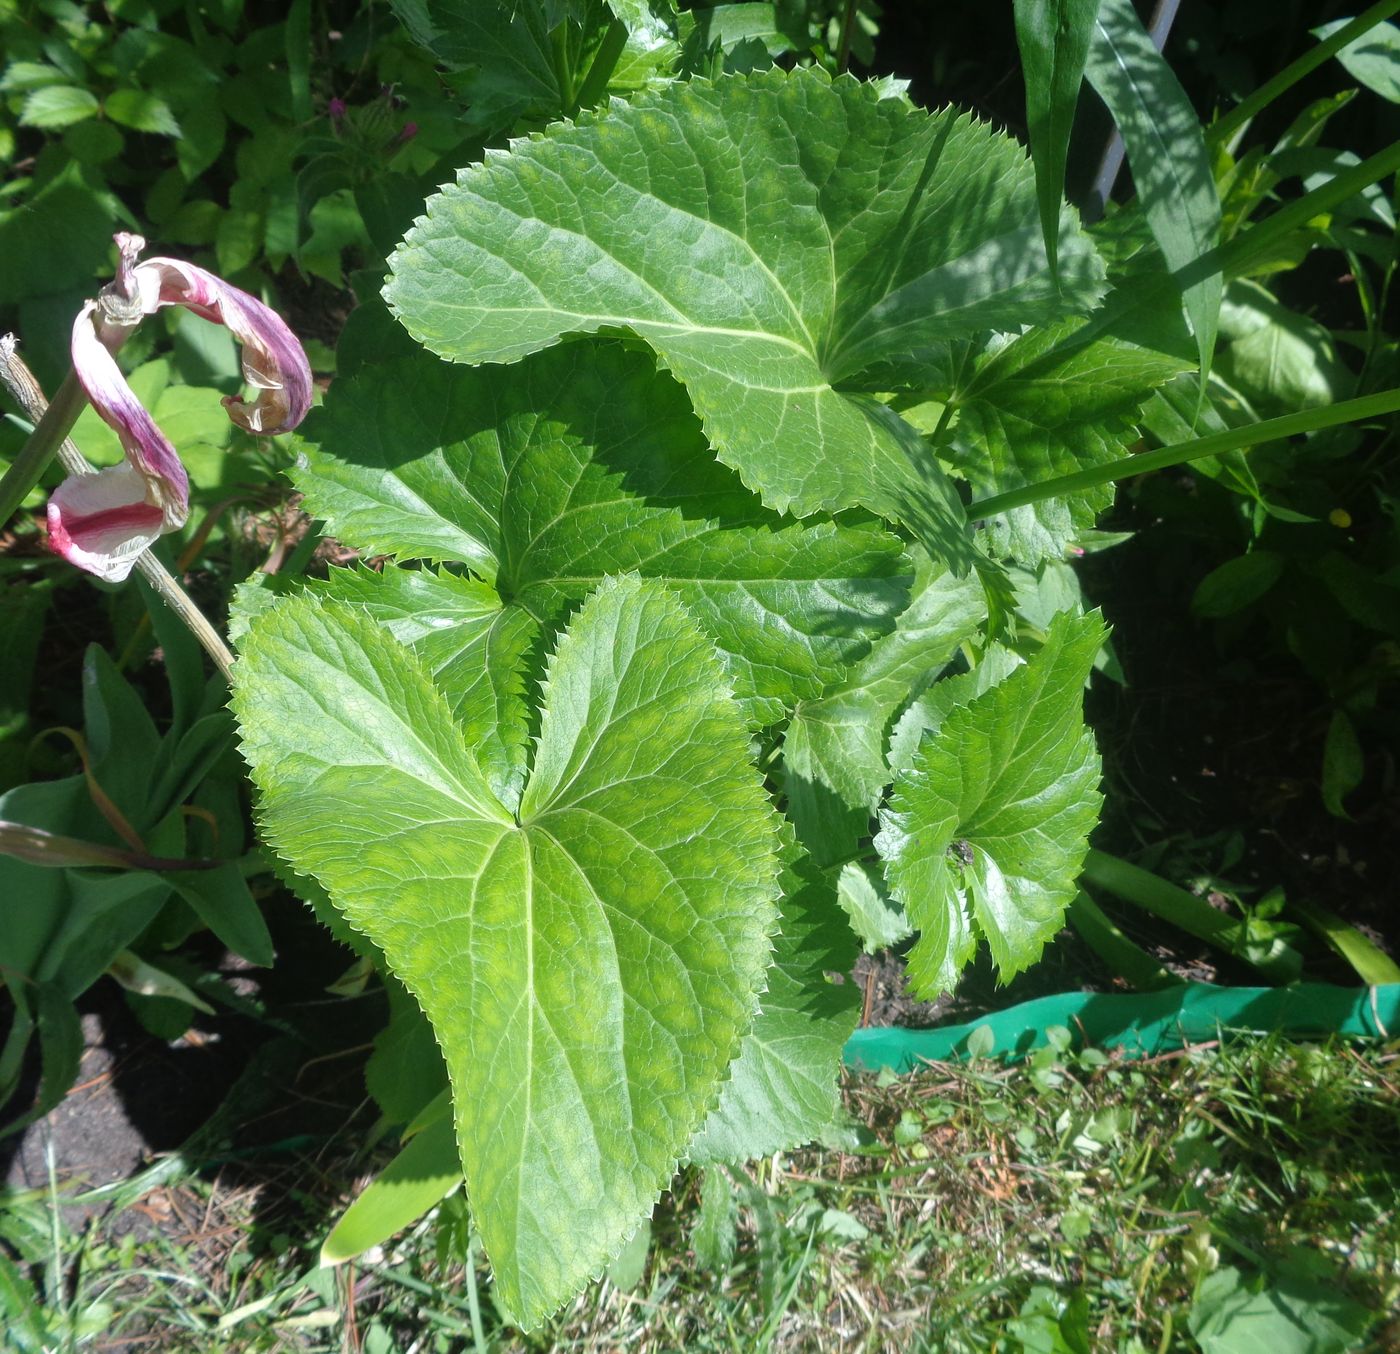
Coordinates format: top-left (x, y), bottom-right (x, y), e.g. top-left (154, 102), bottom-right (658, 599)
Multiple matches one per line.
top-left (1085, 0), bottom-right (1221, 381)
top-left (1014, 0), bottom-right (1099, 273)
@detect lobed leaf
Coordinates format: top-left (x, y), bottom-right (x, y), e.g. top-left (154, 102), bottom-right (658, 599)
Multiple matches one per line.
top-left (876, 610), bottom-right (1105, 996)
top-left (387, 68), bottom-right (1105, 561)
top-left (233, 576), bottom-right (781, 1326)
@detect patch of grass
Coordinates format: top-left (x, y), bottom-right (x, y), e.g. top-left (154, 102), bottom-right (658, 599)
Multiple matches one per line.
top-left (3, 1036), bottom-right (1396, 1351)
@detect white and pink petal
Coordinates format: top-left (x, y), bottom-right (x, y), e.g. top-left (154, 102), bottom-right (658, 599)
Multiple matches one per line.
top-left (47, 462), bottom-right (168, 583)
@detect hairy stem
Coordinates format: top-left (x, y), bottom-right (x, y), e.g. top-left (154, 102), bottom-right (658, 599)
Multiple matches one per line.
top-left (0, 337), bottom-right (235, 683)
top-left (0, 363), bottom-right (87, 527)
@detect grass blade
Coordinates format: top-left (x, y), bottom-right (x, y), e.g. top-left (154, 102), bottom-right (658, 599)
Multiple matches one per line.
top-left (1068, 890), bottom-right (1183, 990)
top-left (1014, 0), bottom-right (1099, 273)
top-left (1085, 0), bottom-right (1221, 382)
top-left (1291, 899), bottom-right (1400, 985)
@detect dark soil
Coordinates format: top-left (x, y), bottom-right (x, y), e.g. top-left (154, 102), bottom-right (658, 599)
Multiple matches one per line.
top-left (1, 901), bottom-right (383, 1211)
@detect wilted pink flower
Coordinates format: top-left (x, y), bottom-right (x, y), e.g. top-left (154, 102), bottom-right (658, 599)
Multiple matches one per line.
top-left (49, 234), bottom-right (312, 582)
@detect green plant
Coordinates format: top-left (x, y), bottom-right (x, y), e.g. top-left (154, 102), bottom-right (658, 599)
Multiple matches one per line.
top-left (218, 0), bottom-right (1400, 1328)
top-left (3, 0), bottom-right (1399, 1332)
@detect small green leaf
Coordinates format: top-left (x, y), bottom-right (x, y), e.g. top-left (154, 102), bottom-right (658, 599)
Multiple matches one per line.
top-left (1314, 18), bottom-right (1400, 103)
top-left (1320, 709), bottom-right (1363, 820)
top-left (234, 577), bottom-right (781, 1326)
top-left (165, 862), bottom-right (274, 969)
top-left (1013, 0), bottom-right (1098, 273)
top-left (19, 85), bottom-right (99, 129)
top-left (605, 1220), bottom-right (651, 1292)
top-left (105, 87), bottom-right (182, 136)
top-left (836, 861), bottom-right (911, 953)
top-left (691, 1166), bottom-right (737, 1273)
top-left (321, 1113), bottom-right (461, 1265)
top-left (876, 611), bottom-right (1105, 995)
top-left (1191, 551), bottom-right (1284, 619)
top-left (388, 68), bottom-right (1104, 558)
top-left (1085, 0), bottom-right (1221, 381)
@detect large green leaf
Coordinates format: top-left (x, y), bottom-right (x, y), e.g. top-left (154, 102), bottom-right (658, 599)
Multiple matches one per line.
top-left (875, 611), bottom-right (1105, 996)
top-left (940, 316), bottom-right (1189, 563)
top-left (782, 549), bottom-right (987, 866)
top-left (387, 68), bottom-right (1105, 557)
top-left (233, 576), bottom-right (780, 1327)
top-left (296, 342), bottom-right (909, 737)
top-left (1085, 0), bottom-right (1221, 381)
top-left (688, 850), bottom-right (859, 1164)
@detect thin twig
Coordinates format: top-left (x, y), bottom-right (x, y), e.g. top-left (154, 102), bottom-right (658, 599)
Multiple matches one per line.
top-left (0, 336), bottom-right (235, 682)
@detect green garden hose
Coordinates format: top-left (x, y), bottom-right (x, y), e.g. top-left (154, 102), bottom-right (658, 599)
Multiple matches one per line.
top-left (843, 982), bottom-right (1400, 1072)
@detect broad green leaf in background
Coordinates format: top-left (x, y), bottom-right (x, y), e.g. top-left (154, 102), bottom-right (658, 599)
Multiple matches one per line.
top-left (782, 549), bottom-right (988, 866)
top-left (233, 577), bottom-right (781, 1327)
top-left (104, 88), bottom-right (181, 137)
top-left (688, 850), bottom-right (860, 1164)
top-left (1321, 709), bottom-right (1364, 820)
top-left (939, 316), bottom-right (1190, 564)
top-left (1314, 18), bottom-right (1400, 103)
top-left (1189, 1265), bottom-right (1374, 1354)
top-left (1013, 0), bottom-right (1099, 274)
top-left (0, 159), bottom-right (123, 303)
top-left (390, 0), bottom-right (669, 131)
top-left (296, 342), bottom-right (909, 742)
top-left (1216, 279), bottom-right (1354, 417)
top-left (1085, 0), bottom-right (1222, 382)
top-left (387, 68), bottom-right (1104, 559)
top-left (1191, 550), bottom-right (1285, 619)
top-left (876, 610), bottom-right (1105, 996)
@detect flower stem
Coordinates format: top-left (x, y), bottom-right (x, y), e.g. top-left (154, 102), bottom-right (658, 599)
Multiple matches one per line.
top-left (0, 360), bottom-right (87, 527)
top-left (0, 337), bottom-right (235, 683)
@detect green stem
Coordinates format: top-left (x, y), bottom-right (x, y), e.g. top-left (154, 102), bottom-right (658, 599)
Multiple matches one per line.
top-left (967, 387), bottom-right (1400, 519)
top-left (0, 365), bottom-right (86, 526)
top-left (1207, 0), bottom-right (1400, 148)
top-left (1081, 850), bottom-right (1302, 982)
top-left (1207, 139), bottom-right (1400, 283)
top-left (572, 18), bottom-right (629, 114)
